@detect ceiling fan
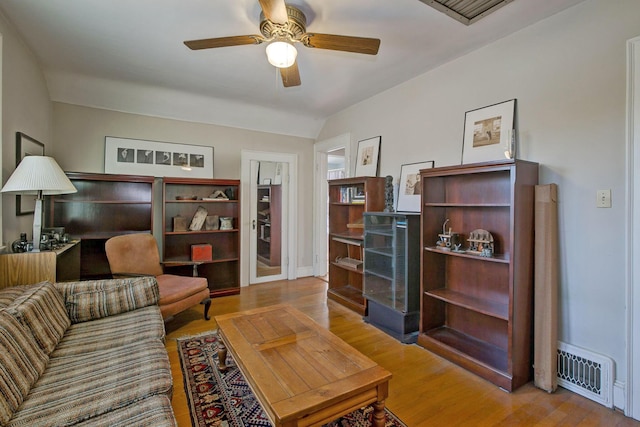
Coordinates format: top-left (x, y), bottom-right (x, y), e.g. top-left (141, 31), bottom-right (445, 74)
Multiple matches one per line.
top-left (184, 0), bottom-right (381, 87)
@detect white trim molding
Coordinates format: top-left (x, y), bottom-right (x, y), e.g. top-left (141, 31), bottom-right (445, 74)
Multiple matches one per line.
top-left (625, 35), bottom-right (640, 420)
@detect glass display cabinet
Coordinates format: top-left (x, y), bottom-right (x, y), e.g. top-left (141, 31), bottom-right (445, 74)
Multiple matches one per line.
top-left (363, 212), bottom-right (420, 343)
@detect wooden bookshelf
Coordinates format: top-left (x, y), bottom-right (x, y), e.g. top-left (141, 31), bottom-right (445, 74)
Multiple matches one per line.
top-left (327, 176), bottom-right (385, 315)
top-left (418, 159), bottom-right (538, 391)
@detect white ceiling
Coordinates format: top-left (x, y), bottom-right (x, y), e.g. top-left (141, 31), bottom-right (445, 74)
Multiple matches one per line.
top-left (0, 0), bottom-right (585, 139)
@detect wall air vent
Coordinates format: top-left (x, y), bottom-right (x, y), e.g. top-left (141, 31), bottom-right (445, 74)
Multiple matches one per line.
top-left (417, 0), bottom-right (515, 25)
top-left (557, 341), bottom-right (613, 408)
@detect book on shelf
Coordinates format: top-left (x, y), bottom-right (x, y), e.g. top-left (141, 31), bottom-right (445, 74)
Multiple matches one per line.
top-left (335, 257), bottom-right (363, 270)
top-left (338, 186), bottom-right (366, 203)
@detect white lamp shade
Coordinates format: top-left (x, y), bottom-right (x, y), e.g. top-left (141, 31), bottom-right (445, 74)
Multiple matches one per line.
top-left (266, 41), bottom-right (297, 68)
top-left (1, 156), bottom-right (77, 195)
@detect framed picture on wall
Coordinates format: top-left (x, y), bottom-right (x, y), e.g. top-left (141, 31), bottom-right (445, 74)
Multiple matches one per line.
top-left (354, 136), bottom-right (381, 177)
top-left (396, 160), bottom-right (434, 212)
top-left (15, 132), bottom-right (45, 215)
top-left (104, 136), bottom-right (214, 178)
top-left (461, 99), bottom-right (516, 164)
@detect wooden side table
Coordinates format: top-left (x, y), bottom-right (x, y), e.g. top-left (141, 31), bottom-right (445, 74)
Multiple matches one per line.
top-left (0, 240), bottom-right (81, 288)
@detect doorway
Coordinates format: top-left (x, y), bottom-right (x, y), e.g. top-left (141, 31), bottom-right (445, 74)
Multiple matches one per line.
top-left (313, 133), bottom-right (351, 278)
top-left (241, 150), bottom-right (298, 286)
top-left (254, 160), bottom-right (285, 280)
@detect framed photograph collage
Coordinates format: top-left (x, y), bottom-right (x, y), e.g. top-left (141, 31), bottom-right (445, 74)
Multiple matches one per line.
top-left (104, 136), bottom-right (214, 178)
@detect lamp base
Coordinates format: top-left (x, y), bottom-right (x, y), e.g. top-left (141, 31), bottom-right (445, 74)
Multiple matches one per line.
top-left (32, 196), bottom-right (43, 253)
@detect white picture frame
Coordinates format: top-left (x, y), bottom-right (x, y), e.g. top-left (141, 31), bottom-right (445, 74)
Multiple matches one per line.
top-left (396, 160), bottom-right (434, 212)
top-left (354, 136), bottom-right (381, 177)
top-left (104, 136), bottom-right (213, 178)
top-left (461, 99), bottom-right (516, 164)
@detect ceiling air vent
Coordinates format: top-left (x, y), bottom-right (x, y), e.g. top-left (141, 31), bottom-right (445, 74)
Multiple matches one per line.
top-left (418, 0), bottom-right (515, 25)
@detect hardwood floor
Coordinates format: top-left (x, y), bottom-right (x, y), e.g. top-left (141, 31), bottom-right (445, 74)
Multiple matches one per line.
top-left (164, 277), bottom-right (639, 427)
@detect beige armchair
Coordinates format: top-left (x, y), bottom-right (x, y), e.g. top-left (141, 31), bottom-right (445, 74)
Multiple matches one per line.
top-left (105, 233), bottom-right (211, 322)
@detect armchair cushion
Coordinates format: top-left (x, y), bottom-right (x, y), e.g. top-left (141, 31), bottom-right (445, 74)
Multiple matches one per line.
top-left (56, 277), bottom-right (160, 323)
top-left (156, 274), bottom-right (209, 320)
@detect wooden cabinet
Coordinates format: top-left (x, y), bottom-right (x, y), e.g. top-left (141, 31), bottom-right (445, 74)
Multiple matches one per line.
top-left (0, 241), bottom-right (80, 288)
top-left (46, 173), bottom-right (154, 279)
top-left (327, 177), bottom-right (385, 315)
top-left (162, 178), bottom-right (240, 297)
top-left (257, 185), bottom-right (281, 267)
top-left (363, 212), bottom-right (421, 343)
top-left (418, 160), bottom-right (538, 391)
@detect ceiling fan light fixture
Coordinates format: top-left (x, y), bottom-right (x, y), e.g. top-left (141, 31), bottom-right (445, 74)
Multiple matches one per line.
top-left (266, 40), bottom-right (297, 68)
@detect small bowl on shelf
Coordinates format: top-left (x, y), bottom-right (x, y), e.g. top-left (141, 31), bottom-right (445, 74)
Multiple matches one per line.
top-left (176, 195), bottom-right (198, 200)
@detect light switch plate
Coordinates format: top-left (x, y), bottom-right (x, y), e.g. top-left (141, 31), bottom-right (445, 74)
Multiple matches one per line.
top-left (597, 189), bottom-right (611, 208)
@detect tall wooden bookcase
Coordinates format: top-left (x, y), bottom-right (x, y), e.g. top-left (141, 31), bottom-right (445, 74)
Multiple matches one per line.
top-left (257, 185), bottom-right (281, 267)
top-left (46, 172), bottom-right (154, 279)
top-left (327, 176), bottom-right (385, 315)
top-left (418, 160), bottom-right (538, 391)
top-left (162, 178), bottom-right (240, 297)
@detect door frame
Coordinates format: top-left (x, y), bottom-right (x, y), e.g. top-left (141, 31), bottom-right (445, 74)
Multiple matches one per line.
top-left (241, 150), bottom-right (298, 286)
top-left (313, 133), bottom-right (351, 277)
top-left (626, 35), bottom-right (640, 419)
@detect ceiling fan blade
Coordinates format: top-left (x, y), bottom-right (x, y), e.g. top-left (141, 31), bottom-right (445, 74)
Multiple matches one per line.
top-left (184, 35), bottom-right (262, 50)
top-left (304, 33), bottom-right (380, 55)
top-left (280, 62), bottom-right (301, 87)
top-left (258, 0), bottom-right (289, 25)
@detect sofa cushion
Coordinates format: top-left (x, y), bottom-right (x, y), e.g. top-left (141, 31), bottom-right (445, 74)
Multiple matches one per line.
top-left (0, 311), bottom-right (49, 426)
top-left (7, 339), bottom-right (172, 427)
top-left (5, 281), bottom-right (70, 355)
top-left (0, 286), bottom-right (29, 309)
top-left (55, 276), bottom-right (160, 323)
top-left (73, 395), bottom-right (177, 427)
top-left (51, 305), bottom-right (165, 358)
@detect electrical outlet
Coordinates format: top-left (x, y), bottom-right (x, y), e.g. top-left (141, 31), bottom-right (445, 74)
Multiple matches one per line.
top-left (597, 189), bottom-right (611, 208)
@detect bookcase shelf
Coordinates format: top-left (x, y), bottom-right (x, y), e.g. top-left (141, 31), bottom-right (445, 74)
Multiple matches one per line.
top-left (257, 185), bottom-right (281, 267)
top-left (46, 172), bottom-right (154, 280)
top-left (162, 178), bottom-right (240, 297)
top-left (327, 177), bottom-right (385, 315)
top-left (418, 159), bottom-right (538, 391)
top-left (363, 212), bottom-right (421, 343)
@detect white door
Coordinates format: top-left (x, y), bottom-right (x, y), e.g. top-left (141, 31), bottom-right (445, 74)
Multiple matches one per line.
top-left (241, 150), bottom-right (298, 286)
top-left (313, 133), bottom-right (351, 277)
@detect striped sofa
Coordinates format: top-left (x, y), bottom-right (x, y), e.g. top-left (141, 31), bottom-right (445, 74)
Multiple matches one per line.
top-left (0, 276), bottom-right (176, 427)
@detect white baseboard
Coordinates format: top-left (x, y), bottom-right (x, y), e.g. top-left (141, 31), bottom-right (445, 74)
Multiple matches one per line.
top-left (296, 266), bottom-right (314, 278)
top-left (614, 380), bottom-right (625, 411)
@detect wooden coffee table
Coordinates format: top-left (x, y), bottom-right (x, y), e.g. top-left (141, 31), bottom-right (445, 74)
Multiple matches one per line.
top-left (215, 304), bottom-right (392, 427)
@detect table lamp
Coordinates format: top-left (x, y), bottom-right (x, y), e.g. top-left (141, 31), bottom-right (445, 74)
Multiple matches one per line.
top-left (1, 156), bottom-right (77, 252)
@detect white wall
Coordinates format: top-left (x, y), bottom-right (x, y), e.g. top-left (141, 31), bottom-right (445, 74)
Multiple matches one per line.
top-left (0, 11), bottom-right (53, 247)
top-left (51, 102), bottom-right (315, 270)
top-left (318, 0), bottom-right (639, 390)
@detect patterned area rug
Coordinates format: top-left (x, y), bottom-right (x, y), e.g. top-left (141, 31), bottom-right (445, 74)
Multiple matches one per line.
top-left (177, 332), bottom-right (407, 427)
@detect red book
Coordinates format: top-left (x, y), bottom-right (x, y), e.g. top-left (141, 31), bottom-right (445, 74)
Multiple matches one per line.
top-left (191, 244), bottom-right (212, 262)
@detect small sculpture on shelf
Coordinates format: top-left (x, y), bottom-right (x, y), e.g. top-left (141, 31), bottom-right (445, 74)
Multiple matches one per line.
top-left (206, 190), bottom-right (229, 200)
top-left (384, 175), bottom-right (394, 212)
top-left (467, 229), bottom-right (494, 257)
top-left (436, 219), bottom-right (459, 251)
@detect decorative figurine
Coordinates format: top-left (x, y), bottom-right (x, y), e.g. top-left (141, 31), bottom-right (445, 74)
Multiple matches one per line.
top-left (384, 175), bottom-right (394, 212)
top-left (436, 219), bottom-right (459, 251)
top-left (467, 229), bottom-right (494, 257)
